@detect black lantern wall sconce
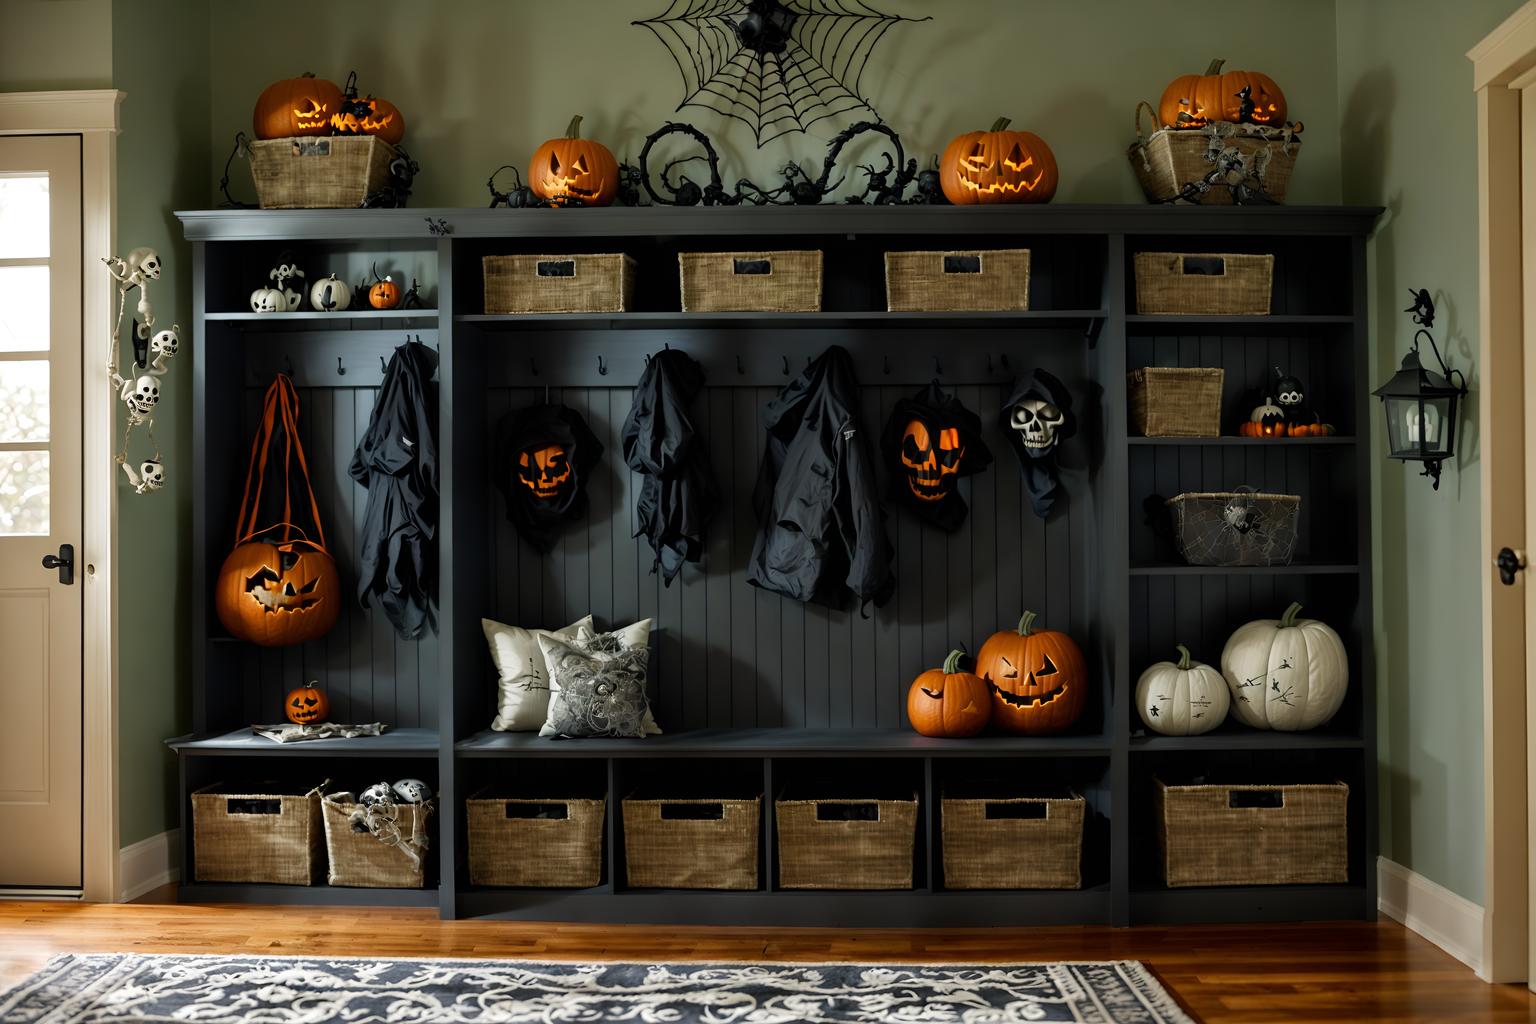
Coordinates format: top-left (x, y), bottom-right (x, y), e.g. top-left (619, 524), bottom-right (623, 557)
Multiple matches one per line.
top-left (1372, 288), bottom-right (1469, 491)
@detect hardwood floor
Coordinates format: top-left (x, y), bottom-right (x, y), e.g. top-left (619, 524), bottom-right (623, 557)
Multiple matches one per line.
top-left (0, 891), bottom-right (1530, 1022)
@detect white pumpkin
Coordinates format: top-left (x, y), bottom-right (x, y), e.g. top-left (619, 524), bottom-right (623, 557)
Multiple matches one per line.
top-left (249, 286), bottom-right (289, 313)
top-left (1221, 602), bottom-right (1348, 731)
top-left (309, 274), bottom-right (352, 312)
top-left (1135, 644), bottom-right (1230, 736)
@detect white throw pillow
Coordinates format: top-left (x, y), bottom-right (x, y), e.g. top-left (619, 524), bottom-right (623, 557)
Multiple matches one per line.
top-left (567, 617), bottom-right (662, 736)
top-left (484, 614), bottom-right (592, 732)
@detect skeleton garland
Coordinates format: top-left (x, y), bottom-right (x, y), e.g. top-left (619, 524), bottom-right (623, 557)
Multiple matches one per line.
top-left (103, 247), bottom-right (179, 495)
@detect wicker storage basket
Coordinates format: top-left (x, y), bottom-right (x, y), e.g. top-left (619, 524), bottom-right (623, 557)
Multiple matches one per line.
top-left (321, 795), bottom-right (432, 888)
top-left (776, 793), bottom-right (918, 890)
top-left (679, 251), bottom-right (822, 312)
top-left (1128, 103), bottom-right (1300, 205)
top-left (1135, 252), bottom-right (1273, 315)
top-left (191, 782), bottom-right (325, 885)
top-left (884, 249), bottom-right (1030, 312)
top-left (1155, 779), bottom-right (1349, 887)
top-left (942, 793), bottom-right (1084, 890)
top-left (1128, 367), bottom-right (1224, 437)
top-left (466, 792), bottom-right (605, 888)
top-left (623, 796), bottom-right (760, 890)
top-left (248, 136), bottom-right (396, 210)
top-left (1168, 490), bottom-right (1300, 567)
top-left (482, 254), bottom-right (637, 314)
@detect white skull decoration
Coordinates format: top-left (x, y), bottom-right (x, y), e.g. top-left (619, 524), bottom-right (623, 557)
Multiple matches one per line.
top-left (148, 325), bottom-right (179, 375)
top-left (392, 779), bottom-right (432, 805)
top-left (359, 781), bottom-right (395, 807)
top-left (128, 247), bottom-right (161, 281)
top-left (138, 460), bottom-right (165, 493)
top-left (1010, 398), bottom-right (1065, 450)
top-left (122, 374), bottom-right (160, 416)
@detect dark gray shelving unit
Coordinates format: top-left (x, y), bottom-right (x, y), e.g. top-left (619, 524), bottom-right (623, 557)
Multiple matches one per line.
top-left (173, 204), bottom-right (1379, 924)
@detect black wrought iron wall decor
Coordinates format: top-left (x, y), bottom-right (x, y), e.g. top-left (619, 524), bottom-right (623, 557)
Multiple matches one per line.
top-left (633, 0), bottom-right (931, 148)
top-left (1372, 288), bottom-right (1469, 490)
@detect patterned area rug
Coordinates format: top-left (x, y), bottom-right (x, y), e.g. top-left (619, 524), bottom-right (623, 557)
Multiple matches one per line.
top-left (0, 953), bottom-right (1196, 1023)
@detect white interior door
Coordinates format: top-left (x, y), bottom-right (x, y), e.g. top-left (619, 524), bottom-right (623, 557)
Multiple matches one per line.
top-left (0, 135), bottom-right (83, 890)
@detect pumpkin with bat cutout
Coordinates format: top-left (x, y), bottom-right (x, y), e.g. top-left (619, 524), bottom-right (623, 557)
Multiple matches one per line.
top-left (976, 610), bottom-right (1087, 734)
top-left (518, 444), bottom-right (573, 501)
top-left (529, 115), bottom-right (619, 207)
top-left (1158, 59), bottom-right (1287, 129)
top-left (907, 649), bottom-right (991, 738)
top-left (900, 419), bottom-right (964, 503)
top-left (216, 537), bottom-right (341, 647)
top-left (252, 73), bottom-right (343, 140)
top-left (284, 682), bottom-right (330, 725)
top-left (940, 117), bottom-right (1058, 205)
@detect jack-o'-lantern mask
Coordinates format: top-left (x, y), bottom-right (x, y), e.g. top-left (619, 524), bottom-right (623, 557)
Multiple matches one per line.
top-left (940, 118), bottom-right (1059, 205)
top-left (900, 419), bottom-right (963, 502)
top-left (519, 445), bottom-right (572, 500)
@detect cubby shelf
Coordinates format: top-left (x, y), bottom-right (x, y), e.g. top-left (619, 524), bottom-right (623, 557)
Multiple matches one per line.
top-left (177, 203), bottom-right (1380, 927)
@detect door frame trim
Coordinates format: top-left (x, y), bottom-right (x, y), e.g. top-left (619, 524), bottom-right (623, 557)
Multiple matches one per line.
top-left (0, 90), bottom-right (123, 903)
top-left (1472, 3), bottom-right (1536, 984)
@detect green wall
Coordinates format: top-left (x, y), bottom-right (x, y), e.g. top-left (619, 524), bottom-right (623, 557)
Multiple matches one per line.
top-left (206, 0), bottom-right (1343, 206)
top-left (0, 0), bottom-right (111, 91)
top-left (1336, 0), bottom-right (1519, 906)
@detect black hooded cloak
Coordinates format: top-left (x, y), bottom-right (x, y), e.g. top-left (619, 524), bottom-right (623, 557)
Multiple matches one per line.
top-left (1001, 369), bottom-right (1077, 519)
top-left (494, 402), bottom-right (603, 553)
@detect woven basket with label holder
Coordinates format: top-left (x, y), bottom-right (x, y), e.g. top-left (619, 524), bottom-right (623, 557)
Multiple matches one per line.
top-left (1128, 102), bottom-right (1301, 205)
top-left (249, 136), bottom-right (396, 210)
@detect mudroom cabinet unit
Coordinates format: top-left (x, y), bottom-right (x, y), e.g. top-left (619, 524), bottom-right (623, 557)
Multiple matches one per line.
top-left (169, 204), bottom-right (1380, 926)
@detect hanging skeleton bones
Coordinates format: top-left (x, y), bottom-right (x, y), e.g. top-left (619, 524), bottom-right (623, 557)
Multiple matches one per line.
top-left (103, 246), bottom-right (180, 495)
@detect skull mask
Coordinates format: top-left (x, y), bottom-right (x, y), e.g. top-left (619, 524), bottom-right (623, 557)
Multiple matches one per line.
top-left (1011, 398), bottom-right (1065, 452)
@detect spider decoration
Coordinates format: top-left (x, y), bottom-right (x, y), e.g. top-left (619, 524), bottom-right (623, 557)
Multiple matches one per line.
top-left (633, 0), bottom-right (931, 148)
top-left (1156, 121), bottom-right (1301, 205)
top-left (361, 148), bottom-right (420, 208)
top-left (102, 247), bottom-right (179, 495)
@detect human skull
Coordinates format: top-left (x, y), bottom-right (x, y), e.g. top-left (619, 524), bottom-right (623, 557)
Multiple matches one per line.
top-left (128, 247), bottom-right (161, 281)
top-left (392, 779), bottom-right (432, 805)
top-left (1010, 398), bottom-right (1065, 450)
top-left (359, 781), bottom-right (395, 807)
top-left (138, 460), bottom-right (165, 492)
top-left (150, 326), bottom-right (179, 359)
top-left (126, 375), bottom-right (159, 415)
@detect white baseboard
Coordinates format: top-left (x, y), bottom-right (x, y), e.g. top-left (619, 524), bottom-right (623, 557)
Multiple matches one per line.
top-left (119, 828), bottom-right (180, 902)
top-left (1378, 856), bottom-right (1485, 975)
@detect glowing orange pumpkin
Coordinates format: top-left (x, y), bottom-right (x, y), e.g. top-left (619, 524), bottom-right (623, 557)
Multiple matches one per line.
top-left (939, 118), bottom-right (1059, 205)
top-left (252, 73), bottom-right (342, 140)
top-left (529, 116), bottom-right (619, 207)
top-left (284, 683), bottom-right (330, 724)
top-left (1159, 59), bottom-right (1287, 129)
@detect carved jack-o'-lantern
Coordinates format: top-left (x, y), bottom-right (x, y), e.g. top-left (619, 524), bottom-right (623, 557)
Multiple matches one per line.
top-left (216, 538), bottom-right (341, 647)
top-left (900, 419), bottom-right (963, 502)
top-left (1158, 59), bottom-right (1288, 129)
top-left (940, 118), bottom-right (1059, 205)
top-left (285, 683), bottom-right (330, 725)
top-left (518, 445), bottom-right (573, 500)
top-left (907, 649), bottom-right (992, 738)
top-left (976, 610), bottom-right (1088, 735)
top-left (529, 116), bottom-right (619, 207)
top-left (252, 73), bottom-right (343, 140)
top-left (330, 72), bottom-right (407, 145)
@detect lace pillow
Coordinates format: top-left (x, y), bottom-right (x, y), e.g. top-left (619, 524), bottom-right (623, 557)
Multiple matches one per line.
top-left (577, 618), bottom-right (662, 735)
top-left (537, 633), bottom-right (654, 739)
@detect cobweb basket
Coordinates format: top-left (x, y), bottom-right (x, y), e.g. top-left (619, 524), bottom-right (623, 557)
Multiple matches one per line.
top-left (1167, 491), bottom-right (1299, 567)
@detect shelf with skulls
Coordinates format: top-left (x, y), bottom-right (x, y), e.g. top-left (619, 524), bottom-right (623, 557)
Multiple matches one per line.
top-left (103, 246), bottom-right (180, 496)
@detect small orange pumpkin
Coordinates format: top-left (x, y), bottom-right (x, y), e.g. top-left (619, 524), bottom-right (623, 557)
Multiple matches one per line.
top-left (285, 682), bottom-right (330, 724)
top-left (252, 73), bottom-right (342, 140)
top-left (1159, 59), bottom-right (1287, 129)
top-left (369, 276), bottom-right (401, 310)
top-left (940, 117), bottom-right (1058, 205)
top-left (907, 649), bottom-right (991, 738)
top-left (529, 115), bottom-right (619, 207)
top-left (976, 610), bottom-right (1088, 735)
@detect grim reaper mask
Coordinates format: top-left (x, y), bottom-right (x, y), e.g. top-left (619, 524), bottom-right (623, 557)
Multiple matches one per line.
top-left (1001, 368), bottom-right (1076, 518)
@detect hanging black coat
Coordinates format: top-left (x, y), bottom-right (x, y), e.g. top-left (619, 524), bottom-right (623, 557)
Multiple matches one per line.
top-left (1001, 368), bottom-right (1077, 519)
top-left (494, 402), bottom-right (603, 553)
top-left (749, 345), bottom-right (894, 610)
top-left (349, 342), bottom-right (439, 640)
top-left (880, 380), bottom-right (993, 532)
top-left (622, 348), bottom-right (719, 585)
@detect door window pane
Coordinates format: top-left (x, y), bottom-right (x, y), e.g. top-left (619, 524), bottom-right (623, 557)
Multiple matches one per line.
top-left (0, 176), bottom-right (48, 259)
top-left (0, 267), bottom-right (48, 352)
top-left (0, 361), bottom-right (47, 442)
top-left (0, 450), bottom-right (48, 535)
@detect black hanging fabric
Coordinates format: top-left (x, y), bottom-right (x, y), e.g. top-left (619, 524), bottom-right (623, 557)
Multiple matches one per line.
top-left (880, 380), bottom-right (993, 532)
top-left (494, 401), bottom-right (603, 553)
top-left (349, 342), bottom-right (439, 640)
top-left (1001, 368), bottom-right (1077, 519)
top-left (748, 344), bottom-right (894, 610)
top-left (622, 348), bottom-right (720, 585)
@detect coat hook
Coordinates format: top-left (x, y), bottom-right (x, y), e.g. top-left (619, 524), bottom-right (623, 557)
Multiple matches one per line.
top-left (933, 355), bottom-right (943, 377)
top-left (531, 356), bottom-right (539, 376)
top-left (882, 354), bottom-right (890, 376)
top-left (597, 354), bottom-right (608, 376)
top-left (544, 384), bottom-right (550, 404)
top-left (986, 352), bottom-right (994, 374)
top-left (282, 354), bottom-right (294, 378)
top-left (736, 354), bottom-right (745, 375)
top-left (379, 354), bottom-right (388, 373)
top-left (781, 354), bottom-right (790, 375)
top-left (336, 356), bottom-right (346, 376)
top-left (1001, 353), bottom-right (1011, 370)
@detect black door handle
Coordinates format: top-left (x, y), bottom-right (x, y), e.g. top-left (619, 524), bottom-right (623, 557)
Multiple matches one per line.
top-left (1497, 547), bottom-right (1526, 586)
top-left (41, 543), bottom-right (73, 585)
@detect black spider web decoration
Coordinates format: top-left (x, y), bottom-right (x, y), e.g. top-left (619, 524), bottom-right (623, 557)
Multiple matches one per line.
top-left (634, 0), bottom-right (930, 148)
